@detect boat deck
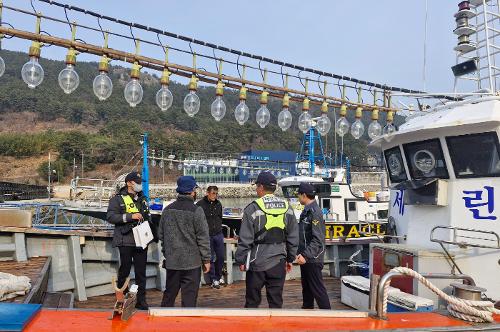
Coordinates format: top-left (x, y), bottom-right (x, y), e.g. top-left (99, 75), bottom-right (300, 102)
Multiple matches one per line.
top-left (75, 277), bottom-right (351, 310)
top-left (25, 310), bottom-right (500, 331)
top-left (3, 256), bottom-right (500, 331)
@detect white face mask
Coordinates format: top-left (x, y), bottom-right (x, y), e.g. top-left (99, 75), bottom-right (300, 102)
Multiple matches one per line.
top-left (133, 183), bottom-right (143, 193)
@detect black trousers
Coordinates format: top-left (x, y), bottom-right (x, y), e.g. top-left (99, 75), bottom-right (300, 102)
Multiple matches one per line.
top-left (300, 263), bottom-right (331, 309)
top-left (161, 267), bottom-right (201, 307)
top-left (117, 246), bottom-right (148, 302)
top-left (245, 260), bottom-right (286, 308)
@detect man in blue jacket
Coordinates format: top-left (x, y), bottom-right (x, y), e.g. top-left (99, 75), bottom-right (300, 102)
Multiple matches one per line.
top-left (296, 182), bottom-right (331, 309)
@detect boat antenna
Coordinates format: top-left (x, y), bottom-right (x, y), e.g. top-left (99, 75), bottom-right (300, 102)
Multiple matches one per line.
top-left (423, 0), bottom-right (429, 91)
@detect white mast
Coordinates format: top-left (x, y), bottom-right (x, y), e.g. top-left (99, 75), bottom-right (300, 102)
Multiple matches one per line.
top-left (454, 0), bottom-right (500, 93)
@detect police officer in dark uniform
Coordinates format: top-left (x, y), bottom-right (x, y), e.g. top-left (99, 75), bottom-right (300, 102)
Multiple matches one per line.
top-left (106, 171), bottom-right (151, 310)
top-left (296, 182), bottom-right (331, 309)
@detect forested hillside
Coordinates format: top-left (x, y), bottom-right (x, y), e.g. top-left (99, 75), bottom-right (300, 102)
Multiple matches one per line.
top-left (0, 49), bottom-right (395, 183)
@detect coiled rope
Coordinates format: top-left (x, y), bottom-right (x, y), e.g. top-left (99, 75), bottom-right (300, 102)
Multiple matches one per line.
top-left (382, 267), bottom-right (500, 323)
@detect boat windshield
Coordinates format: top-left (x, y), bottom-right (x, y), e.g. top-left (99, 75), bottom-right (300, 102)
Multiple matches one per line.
top-left (384, 146), bottom-right (408, 183)
top-left (403, 138), bottom-right (449, 180)
top-left (281, 183), bottom-right (331, 198)
top-left (446, 132), bottom-right (500, 178)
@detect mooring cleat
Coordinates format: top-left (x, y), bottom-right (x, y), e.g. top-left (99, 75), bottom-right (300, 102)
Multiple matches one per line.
top-left (109, 276), bottom-right (138, 321)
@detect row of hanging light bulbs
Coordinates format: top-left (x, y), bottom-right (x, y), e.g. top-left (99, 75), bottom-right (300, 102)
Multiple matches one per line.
top-left (9, 18), bottom-right (396, 140)
top-left (149, 156), bottom-right (289, 177)
top-left (149, 151), bottom-right (290, 176)
top-left (333, 87), bottom-right (397, 140)
top-left (155, 159), bottom-right (289, 177)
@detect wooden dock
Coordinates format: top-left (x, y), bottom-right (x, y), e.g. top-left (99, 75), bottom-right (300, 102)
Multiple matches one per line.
top-left (0, 255), bottom-right (348, 310)
top-left (0, 256), bottom-right (50, 304)
top-left (75, 277), bottom-right (350, 310)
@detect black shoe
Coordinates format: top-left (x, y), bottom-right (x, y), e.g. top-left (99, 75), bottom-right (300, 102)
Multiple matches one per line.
top-left (135, 300), bottom-right (149, 310)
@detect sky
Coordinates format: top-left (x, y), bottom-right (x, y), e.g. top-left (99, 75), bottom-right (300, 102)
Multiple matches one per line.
top-left (2, 0), bottom-right (460, 97)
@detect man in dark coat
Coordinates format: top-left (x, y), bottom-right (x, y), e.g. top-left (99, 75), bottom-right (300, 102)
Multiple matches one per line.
top-left (296, 182), bottom-right (331, 309)
top-left (106, 171), bottom-right (151, 310)
top-left (159, 176), bottom-right (211, 307)
top-left (196, 185), bottom-right (225, 289)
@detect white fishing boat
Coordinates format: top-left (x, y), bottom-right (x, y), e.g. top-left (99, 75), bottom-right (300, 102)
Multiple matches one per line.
top-left (370, 95), bottom-right (500, 302)
top-left (278, 169), bottom-right (389, 243)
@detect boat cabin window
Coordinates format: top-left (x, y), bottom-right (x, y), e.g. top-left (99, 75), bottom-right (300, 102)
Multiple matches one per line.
top-left (281, 183), bottom-right (331, 198)
top-left (282, 186), bottom-right (299, 198)
top-left (446, 132), bottom-right (500, 178)
top-left (403, 139), bottom-right (449, 180)
top-left (313, 183), bottom-right (332, 197)
top-left (383, 146), bottom-right (408, 183)
top-left (377, 209), bottom-right (388, 219)
top-left (321, 198), bottom-right (331, 211)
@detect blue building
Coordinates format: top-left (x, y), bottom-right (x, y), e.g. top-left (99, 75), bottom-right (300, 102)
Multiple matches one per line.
top-left (238, 150), bottom-right (297, 183)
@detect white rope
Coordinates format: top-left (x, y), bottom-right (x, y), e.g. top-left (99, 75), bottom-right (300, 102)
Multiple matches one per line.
top-left (383, 267), bottom-right (500, 323)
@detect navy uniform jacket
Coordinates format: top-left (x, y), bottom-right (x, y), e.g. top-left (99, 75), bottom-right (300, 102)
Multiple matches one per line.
top-left (298, 200), bottom-right (326, 264)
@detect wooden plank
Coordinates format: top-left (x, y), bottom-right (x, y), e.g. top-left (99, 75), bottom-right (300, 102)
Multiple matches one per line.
top-left (75, 278), bottom-right (351, 311)
top-left (0, 209), bottom-right (32, 227)
top-left (25, 227), bottom-right (113, 237)
top-left (0, 225), bottom-right (112, 237)
top-left (148, 307), bottom-right (368, 318)
top-left (24, 256), bottom-right (51, 304)
top-left (42, 293), bottom-right (74, 309)
top-left (58, 293), bottom-right (74, 309)
top-left (42, 293), bottom-right (62, 308)
top-left (0, 226), bottom-right (27, 233)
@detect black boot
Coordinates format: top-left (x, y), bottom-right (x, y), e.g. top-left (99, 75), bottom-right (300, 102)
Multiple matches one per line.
top-left (135, 292), bottom-right (149, 310)
top-left (135, 299), bottom-right (149, 310)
